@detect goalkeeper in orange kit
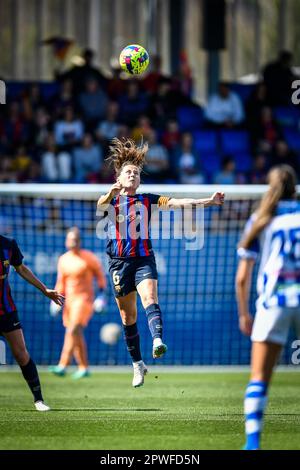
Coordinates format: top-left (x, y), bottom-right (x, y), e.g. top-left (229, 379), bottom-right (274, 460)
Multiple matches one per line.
top-left (49, 227), bottom-right (107, 379)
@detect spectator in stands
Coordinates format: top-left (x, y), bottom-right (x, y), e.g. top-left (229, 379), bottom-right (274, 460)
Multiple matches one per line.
top-left (8, 60), bottom-right (299, 186)
top-left (54, 106), bottom-right (84, 150)
top-left (96, 101), bottom-right (120, 144)
top-left (173, 50), bottom-right (193, 99)
top-left (11, 145), bottom-right (32, 182)
top-left (79, 78), bottom-right (108, 129)
top-left (41, 133), bottom-right (72, 182)
top-left (52, 79), bottom-right (75, 118)
top-left (117, 124), bottom-right (131, 141)
top-left (255, 107), bottom-right (282, 153)
top-left (174, 132), bottom-right (202, 183)
top-left (22, 83), bottom-right (45, 121)
top-left (204, 82), bottom-right (244, 128)
top-left (143, 129), bottom-right (170, 182)
top-left (249, 154), bottom-right (269, 184)
top-left (161, 119), bottom-right (181, 154)
top-left (149, 77), bottom-right (189, 128)
top-left (58, 48), bottom-right (107, 95)
top-left (263, 50), bottom-right (297, 106)
top-left (29, 107), bottom-right (51, 152)
top-left (118, 80), bottom-right (149, 127)
top-left (98, 159), bottom-right (115, 184)
top-left (246, 83), bottom-right (268, 150)
top-left (131, 115), bottom-right (153, 143)
top-left (271, 140), bottom-right (299, 177)
top-left (213, 156), bottom-right (237, 184)
top-left (177, 152), bottom-right (204, 184)
top-left (0, 155), bottom-right (17, 182)
top-left (107, 65), bottom-right (126, 100)
top-left (0, 101), bottom-right (29, 152)
top-left (142, 55), bottom-right (166, 94)
top-left (25, 160), bottom-right (41, 183)
top-left (73, 133), bottom-right (103, 183)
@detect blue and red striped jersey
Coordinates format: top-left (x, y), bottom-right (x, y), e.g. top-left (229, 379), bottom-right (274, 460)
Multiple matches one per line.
top-left (105, 193), bottom-right (169, 259)
top-left (0, 235), bottom-right (24, 315)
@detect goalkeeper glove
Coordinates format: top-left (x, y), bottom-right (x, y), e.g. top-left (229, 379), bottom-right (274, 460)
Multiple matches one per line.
top-left (93, 291), bottom-right (107, 314)
top-left (50, 300), bottom-right (62, 317)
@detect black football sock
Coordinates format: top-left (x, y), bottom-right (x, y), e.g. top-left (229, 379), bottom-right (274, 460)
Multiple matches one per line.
top-left (123, 323), bottom-right (142, 363)
top-left (145, 303), bottom-right (163, 340)
top-left (20, 358), bottom-right (43, 402)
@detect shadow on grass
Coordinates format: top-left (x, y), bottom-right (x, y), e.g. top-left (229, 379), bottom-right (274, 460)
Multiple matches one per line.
top-left (22, 408), bottom-right (162, 412)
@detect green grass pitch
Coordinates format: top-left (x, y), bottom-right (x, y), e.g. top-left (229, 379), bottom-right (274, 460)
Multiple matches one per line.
top-left (0, 371), bottom-right (299, 450)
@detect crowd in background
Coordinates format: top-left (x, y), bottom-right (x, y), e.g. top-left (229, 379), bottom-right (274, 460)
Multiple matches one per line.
top-left (0, 49), bottom-right (299, 185)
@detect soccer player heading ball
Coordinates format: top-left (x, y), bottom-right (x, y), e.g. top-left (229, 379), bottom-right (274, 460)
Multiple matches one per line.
top-left (97, 138), bottom-right (225, 387)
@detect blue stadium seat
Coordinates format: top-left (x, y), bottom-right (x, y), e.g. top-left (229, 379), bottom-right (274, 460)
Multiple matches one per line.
top-left (228, 83), bottom-right (255, 103)
top-left (7, 81), bottom-right (59, 101)
top-left (40, 82), bottom-right (59, 99)
top-left (284, 129), bottom-right (300, 151)
top-left (232, 153), bottom-right (253, 172)
top-left (220, 130), bottom-right (250, 154)
top-left (193, 130), bottom-right (218, 154)
top-left (177, 106), bottom-right (204, 131)
top-left (274, 106), bottom-right (300, 128)
top-left (200, 153), bottom-right (221, 175)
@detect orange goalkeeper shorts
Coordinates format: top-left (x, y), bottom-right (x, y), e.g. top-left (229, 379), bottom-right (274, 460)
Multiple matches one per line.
top-left (62, 298), bottom-right (94, 328)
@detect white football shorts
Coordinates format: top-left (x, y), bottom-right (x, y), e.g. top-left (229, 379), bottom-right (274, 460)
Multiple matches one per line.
top-left (251, 304), bottom-right (300, 345)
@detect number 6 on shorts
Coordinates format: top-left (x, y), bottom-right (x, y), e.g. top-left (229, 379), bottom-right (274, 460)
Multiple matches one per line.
top-left (113, 271), bottom-right (120, 285)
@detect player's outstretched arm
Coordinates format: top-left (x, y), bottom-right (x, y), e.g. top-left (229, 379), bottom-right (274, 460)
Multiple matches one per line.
top-left (14, 263), bottom-right (64, 306)
top-left (97, 181), bottom-right (123, 210)
top-left (235, 258), bottom-right (255, 336)
top-left (166, 191), bottom-right (225, 209)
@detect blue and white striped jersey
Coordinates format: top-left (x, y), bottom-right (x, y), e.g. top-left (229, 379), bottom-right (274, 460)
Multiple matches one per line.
top-left (238, 200), bottom-right (300, 308)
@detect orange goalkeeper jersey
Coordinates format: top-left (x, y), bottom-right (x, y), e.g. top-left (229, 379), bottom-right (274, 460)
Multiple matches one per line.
top-left (55, 249), bottom-right (106, 304)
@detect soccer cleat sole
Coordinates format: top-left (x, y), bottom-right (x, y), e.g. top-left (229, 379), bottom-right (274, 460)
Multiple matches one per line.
top-left (152, 344), bottom-right (168, 359)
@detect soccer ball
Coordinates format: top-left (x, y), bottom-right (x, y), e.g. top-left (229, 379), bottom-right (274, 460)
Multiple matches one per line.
top-left (100, 323), bottom-right (122, 346)
top-left (119, 44), bottom-right (150, 75)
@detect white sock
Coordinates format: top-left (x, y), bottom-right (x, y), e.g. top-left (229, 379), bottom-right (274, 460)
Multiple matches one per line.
top-left (153, 338), bottom-right (163, 348)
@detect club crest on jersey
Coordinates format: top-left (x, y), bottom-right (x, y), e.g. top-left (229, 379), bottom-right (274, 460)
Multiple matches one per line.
top-left (3, 260), bottom-right (9, 267)
top-left (116, 214), bottom-right (125, 223)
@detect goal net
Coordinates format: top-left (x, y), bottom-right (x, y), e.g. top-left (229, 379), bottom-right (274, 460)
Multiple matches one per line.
top-left (0, 183), bottom-right (297, 366)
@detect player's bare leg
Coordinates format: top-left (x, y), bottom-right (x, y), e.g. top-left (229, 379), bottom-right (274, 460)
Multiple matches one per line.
top-left (72, 329), bottom-right (90, 379)
top-left (137, 279), bottom-right (167, 359)
top-left (250, 341), bottom-right (282, 383)
top-left (50, 324), bottom-right (81, 376)
top-left (116, 292), bottom-right (147, 387)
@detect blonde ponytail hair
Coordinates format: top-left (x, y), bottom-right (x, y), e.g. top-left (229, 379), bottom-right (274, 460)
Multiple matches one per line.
top-left (239, 165), bottom-right (297, 250)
